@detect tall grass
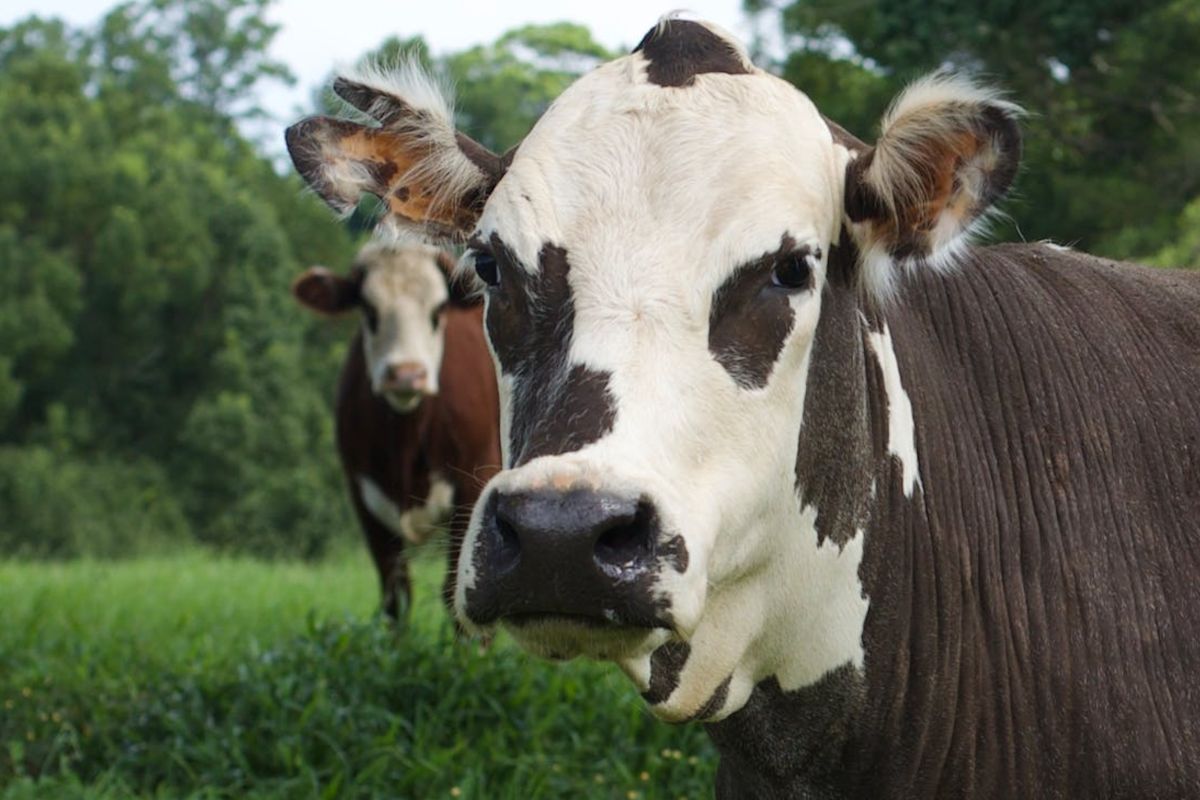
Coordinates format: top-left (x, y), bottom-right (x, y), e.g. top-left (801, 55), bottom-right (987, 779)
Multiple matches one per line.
top-left (0, 550), bottom-right (716, 798)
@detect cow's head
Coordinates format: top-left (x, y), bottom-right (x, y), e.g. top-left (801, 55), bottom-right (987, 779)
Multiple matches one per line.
top-left (292, 242), bottom-right (469, 412)
top-left (287, 19), bottom-right (1020, 721)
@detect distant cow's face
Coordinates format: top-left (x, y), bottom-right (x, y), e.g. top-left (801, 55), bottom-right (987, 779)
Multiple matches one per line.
top-left (287, 18), bottom-right (1020, 723)
top-left (293, 243), bottom-right (454, 412)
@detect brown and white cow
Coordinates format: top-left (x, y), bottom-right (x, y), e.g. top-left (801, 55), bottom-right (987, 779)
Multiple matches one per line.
top-left (293, 241), bottom-right (500, 619)
top-left (287, 19), bottom-right (1200, 798)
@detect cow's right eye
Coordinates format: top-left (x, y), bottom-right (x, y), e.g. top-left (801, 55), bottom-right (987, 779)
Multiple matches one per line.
top-left (473, 252), bottom-right (499, 288)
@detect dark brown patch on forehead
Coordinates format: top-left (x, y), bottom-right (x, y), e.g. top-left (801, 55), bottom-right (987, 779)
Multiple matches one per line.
top-left (633, 19), bottom-right (751, 88)
top-left (483, 238), bottom-right (617, 466)
top-left (708, 235), bottom-right (805, 390)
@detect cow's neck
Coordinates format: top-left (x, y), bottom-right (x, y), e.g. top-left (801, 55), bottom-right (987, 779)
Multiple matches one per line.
top-left (702, 243), bottom-right (908, 798)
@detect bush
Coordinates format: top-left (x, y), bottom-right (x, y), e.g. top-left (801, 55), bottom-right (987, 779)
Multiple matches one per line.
top-left (0, 445), bottom-right (187, 558)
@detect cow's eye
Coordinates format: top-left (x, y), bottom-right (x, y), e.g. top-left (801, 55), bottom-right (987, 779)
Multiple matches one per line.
top-left (362, 300), bottom-right (379, 332)
top-left (474, 251), bottom-right (499, 288)
top-left (771, 250), bottom-right (817, 291)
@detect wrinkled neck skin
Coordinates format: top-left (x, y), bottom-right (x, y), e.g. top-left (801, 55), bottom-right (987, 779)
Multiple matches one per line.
top-left (676, 242), bottom-right (905, 798)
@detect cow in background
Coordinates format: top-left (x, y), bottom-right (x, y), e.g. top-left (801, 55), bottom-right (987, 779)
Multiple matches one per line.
top-left (293, 241), bottom-right (500, 620)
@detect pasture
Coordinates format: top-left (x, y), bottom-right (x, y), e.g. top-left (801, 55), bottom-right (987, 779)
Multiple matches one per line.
top-left (0, 549), bottom-right (715, 798)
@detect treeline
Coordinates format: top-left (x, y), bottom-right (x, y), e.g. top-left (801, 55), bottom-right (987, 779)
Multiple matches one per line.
top-left (1, 1), bottom-right (1195, 559)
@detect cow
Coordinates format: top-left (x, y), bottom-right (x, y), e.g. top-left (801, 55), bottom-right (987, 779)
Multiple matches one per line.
top-left (292, 241), bottom-right (500, 621)
top-left (286, 18), bottom-right (1200, 799)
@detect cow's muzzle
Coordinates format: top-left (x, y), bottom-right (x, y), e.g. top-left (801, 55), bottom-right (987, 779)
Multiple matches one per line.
top-left (463, 488), bottom-right (672, 631)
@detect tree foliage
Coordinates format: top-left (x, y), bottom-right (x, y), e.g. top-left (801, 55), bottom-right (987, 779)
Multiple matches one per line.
top-left (0, 4), bottom-right (357, 558)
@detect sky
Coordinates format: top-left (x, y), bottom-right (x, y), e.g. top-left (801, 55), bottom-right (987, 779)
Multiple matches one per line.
top-left (2, 1), bottom-right (756, 150)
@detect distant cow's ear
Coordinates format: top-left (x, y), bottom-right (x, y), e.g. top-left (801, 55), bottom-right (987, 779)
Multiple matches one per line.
top-left (285, 63), bottom-right (505, 241)
top-left (292, 266), bottom-right (361, 315)
top-left (844, 74), bottom-right (1022, 299)
top-left (435, 250), bottom-right (479, 307)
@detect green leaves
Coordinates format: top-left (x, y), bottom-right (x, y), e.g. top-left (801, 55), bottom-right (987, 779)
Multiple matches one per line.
top-left (0, 3), bottom-right (359, 558)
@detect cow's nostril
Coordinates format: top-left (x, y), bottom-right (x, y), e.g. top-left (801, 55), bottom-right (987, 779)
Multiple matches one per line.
top-left (493, 508), bottom-right (522, 573)
top-left (594, 501), bottom-right (655, 576)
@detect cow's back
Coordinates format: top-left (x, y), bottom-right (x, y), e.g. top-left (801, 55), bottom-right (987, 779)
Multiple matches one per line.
top-left (859, 244), bottom-right (1200, 797)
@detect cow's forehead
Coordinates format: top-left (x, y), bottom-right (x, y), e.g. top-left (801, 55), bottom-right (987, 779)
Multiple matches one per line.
top-left (476, 45), bottom-right (842, 283)
top-left (359, 245), bottom-right (445, 305)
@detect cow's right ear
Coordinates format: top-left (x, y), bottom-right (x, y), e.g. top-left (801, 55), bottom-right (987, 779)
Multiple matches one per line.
top-left (292, 266), bottom-right (361, 316)
top-left (285, 64), bottom-right (505, 241)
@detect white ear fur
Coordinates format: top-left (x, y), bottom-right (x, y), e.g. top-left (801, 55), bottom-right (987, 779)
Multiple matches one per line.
top-left (845, 73), bottom-right (1023, 302)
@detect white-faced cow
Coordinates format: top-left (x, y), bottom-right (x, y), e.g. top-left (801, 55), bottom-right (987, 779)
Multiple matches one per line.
top-left (287, 19), bottom-right (1200, 798)
top-left (293, 241), bottom-right (500, 620)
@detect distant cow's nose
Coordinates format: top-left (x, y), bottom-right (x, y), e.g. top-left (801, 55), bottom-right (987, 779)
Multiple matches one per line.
top-left (382, 361), bottom-right (428, 393)
top-left (463, 489), bottom-right (667, 628)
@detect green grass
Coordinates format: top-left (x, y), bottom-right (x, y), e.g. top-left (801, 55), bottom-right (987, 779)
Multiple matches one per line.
top-left (0, 549), bottom-right (716, 799)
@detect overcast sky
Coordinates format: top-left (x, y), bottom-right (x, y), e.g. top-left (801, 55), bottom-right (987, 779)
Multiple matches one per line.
top-left (3, 1), bottom-right (755, 150)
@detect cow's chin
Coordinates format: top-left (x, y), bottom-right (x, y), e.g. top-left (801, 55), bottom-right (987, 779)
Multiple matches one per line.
top-left (381, 390), bottom-right (426, 413)
top-left (501, 616), bottom-right (667, 663)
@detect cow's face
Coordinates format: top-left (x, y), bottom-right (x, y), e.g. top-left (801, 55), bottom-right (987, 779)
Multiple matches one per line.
top-left (455, 41), bottom-right (845, 704)
top-left (287, 18), bottom-right (1020, 722)
top-left (292, 243), bottom-right (455, 412)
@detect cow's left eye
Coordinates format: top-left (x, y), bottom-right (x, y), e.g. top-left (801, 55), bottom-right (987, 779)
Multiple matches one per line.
top-left (771, 250), bottom-right (817, 290)
top-left (473, 251), bottom-right (499, 288)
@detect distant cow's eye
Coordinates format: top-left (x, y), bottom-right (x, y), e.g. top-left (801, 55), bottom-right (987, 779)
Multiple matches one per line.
top-left (771, 250), bottom-right (817, 291)
top-left (474, 251), bottom-right (499, 288)
top-left (361, 300), bottom-right (379, 332)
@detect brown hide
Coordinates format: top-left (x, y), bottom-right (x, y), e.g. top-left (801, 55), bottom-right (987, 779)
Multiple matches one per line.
top-left (337, 304), bottom-right (500, 618)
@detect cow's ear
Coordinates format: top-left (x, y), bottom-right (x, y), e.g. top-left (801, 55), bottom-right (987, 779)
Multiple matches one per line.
top-left (844, 74), bottom-right (1022, 299)
top-left (435, 250), bottom-right (479, 307)
top-left (292, 266), bottom-right (361, 315)
top-left (285, 64), bottom-right (505, 241)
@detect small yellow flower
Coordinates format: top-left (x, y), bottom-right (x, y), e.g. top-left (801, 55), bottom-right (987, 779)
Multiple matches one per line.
top-left (21, 687), bottom-right (31, 698)
top-left (660, 748), bottom-right (671, 758)
top-left (673, 750), bottom-right (684, 760)
top-left (593, 774), bottom-right (605, 784)
top-left (52, 712), bottom-right (62, 724)
top-left (688, 756), bottom-right (699, 766)
top-left (639, 771), bottom-right (650, 782)
top-left (626, 792), bottom-right (640, 800)
top-left (450, 788), bottom-right (461, 798)
top-left (3, 700), bottom-right (12, 710)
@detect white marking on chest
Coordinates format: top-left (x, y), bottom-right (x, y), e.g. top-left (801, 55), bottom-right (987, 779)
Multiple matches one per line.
top-left (867, 324), bottom-right (921, 496)
top-left (357, 474), bottom-right (455, 544)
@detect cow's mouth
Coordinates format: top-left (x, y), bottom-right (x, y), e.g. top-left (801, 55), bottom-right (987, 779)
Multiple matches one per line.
top-left (382, 389), bottom-right (425, 413)
top-left (501, 612), bottom-right (666, 661)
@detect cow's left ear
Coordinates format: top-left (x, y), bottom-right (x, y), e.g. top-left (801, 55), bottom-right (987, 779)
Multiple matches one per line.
top-left (844, 74), bottom-right (1022, 298)
top-left (286, 63), bottom-right (505, 241)
top-left (435, 250), bottom-right (478, 307)
top-left (292, 266), bottom-right (361, 315)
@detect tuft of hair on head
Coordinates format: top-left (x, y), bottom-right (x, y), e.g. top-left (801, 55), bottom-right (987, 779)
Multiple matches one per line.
top-left (334, 54), bottom-right (457, 128)
top-left (647, 10), bottom-right (754, 69)
top-left (848, 71), bottom-right (1024, 304)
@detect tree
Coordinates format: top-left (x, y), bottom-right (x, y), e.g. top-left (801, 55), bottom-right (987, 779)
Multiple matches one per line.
top-left (0, 7), bottom-right (358, 558)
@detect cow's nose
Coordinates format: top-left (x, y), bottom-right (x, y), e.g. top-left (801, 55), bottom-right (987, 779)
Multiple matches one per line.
top-left (464, 489), bottom-right (666, 627)
top-left (383, 361), bottom-right (428, 393)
